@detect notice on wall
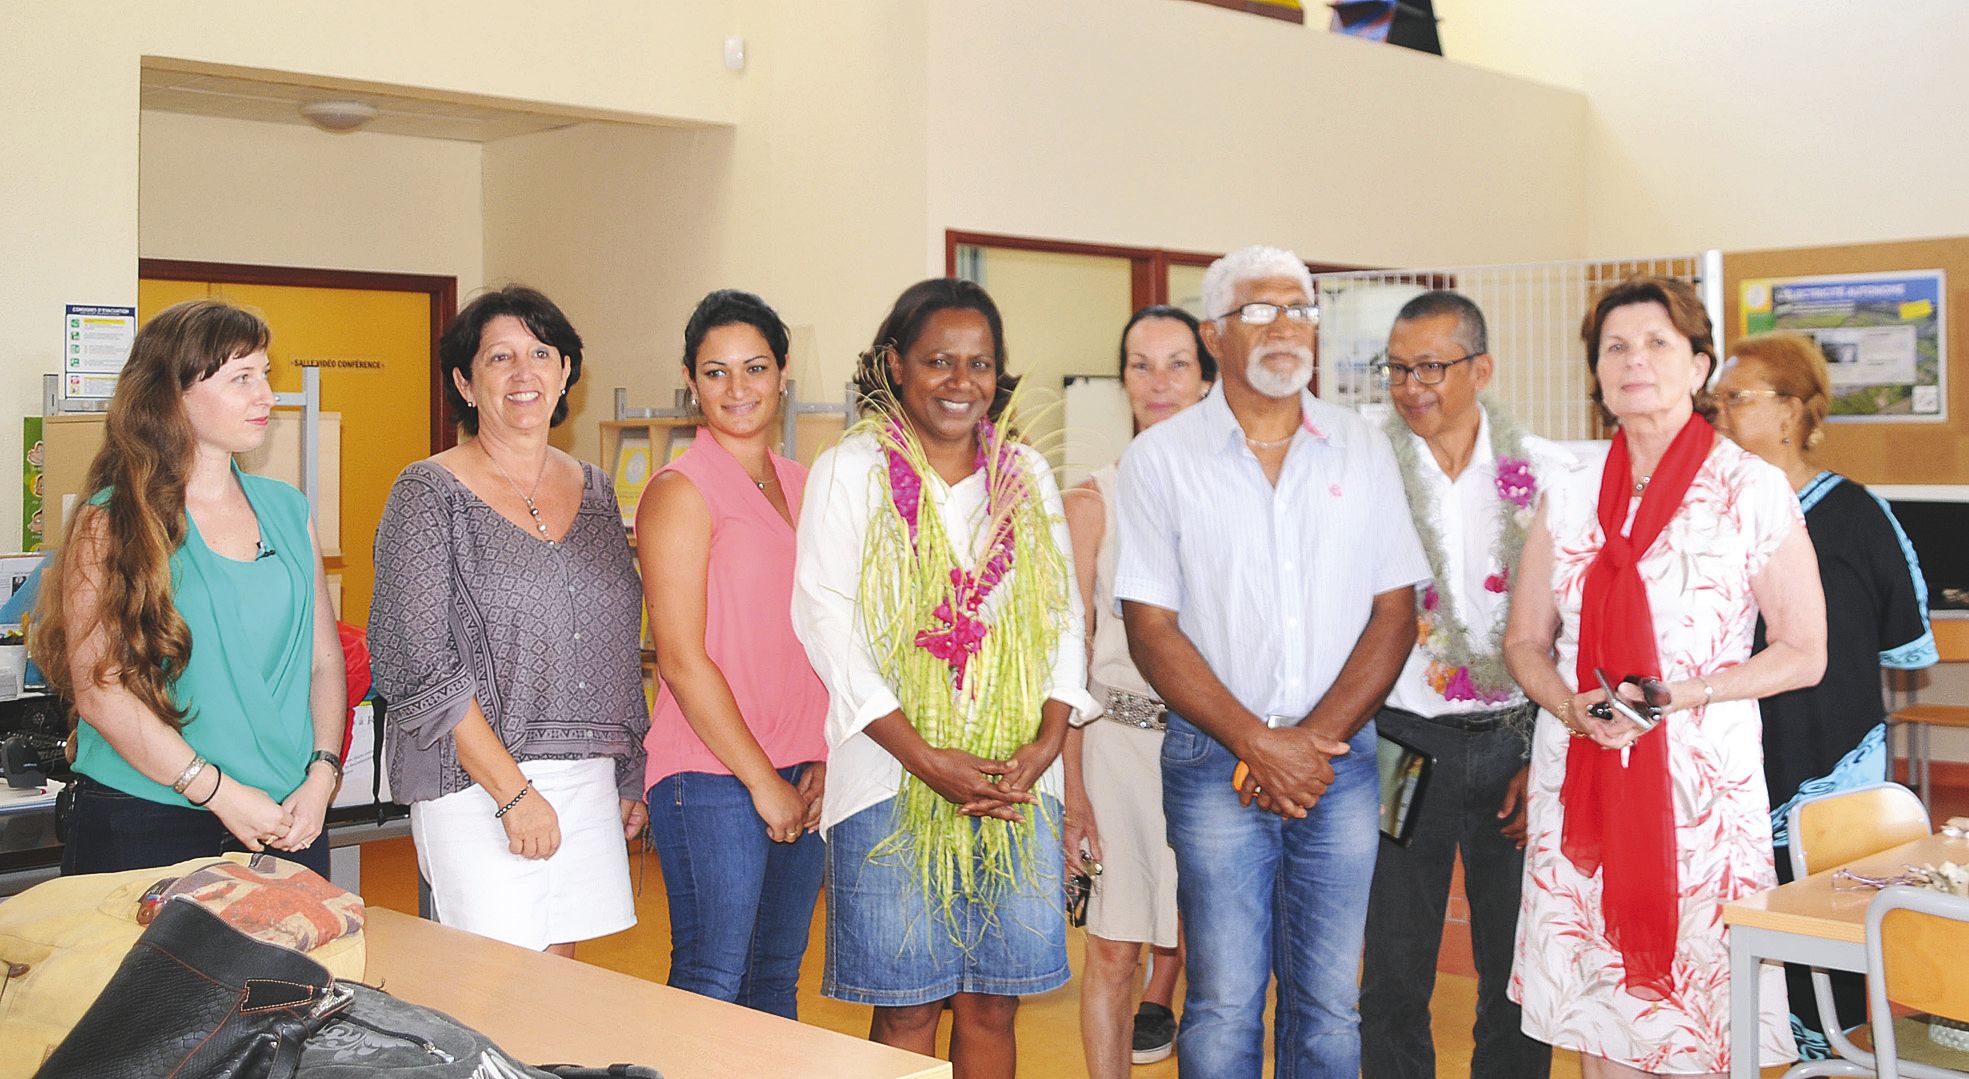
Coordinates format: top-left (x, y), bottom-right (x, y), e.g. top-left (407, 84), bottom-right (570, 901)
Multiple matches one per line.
top-left (63, 303), bottom-right (135, 400)
top-left (1739, 270), bottom-right (1946, 422)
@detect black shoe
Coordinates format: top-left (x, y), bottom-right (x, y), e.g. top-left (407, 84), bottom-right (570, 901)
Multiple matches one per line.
top-left (1131, 1001), bottom-right (1176, 1064)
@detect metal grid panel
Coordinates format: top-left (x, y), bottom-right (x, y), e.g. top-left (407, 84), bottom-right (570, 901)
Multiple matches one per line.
top-left (1311, 255), bottom-right (1706, 441)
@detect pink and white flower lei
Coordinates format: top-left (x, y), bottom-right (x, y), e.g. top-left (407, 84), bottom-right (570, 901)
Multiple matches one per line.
top-left (884, 419), bottom-right (1025, 689)
top-left (1387, 402), bottom-right (1537, 704)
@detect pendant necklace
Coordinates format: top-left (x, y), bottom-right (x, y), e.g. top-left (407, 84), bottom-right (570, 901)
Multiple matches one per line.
top-left (481, 442), bottom-right (551, 539)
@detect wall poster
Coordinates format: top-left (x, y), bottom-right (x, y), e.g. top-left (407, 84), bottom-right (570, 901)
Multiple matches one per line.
top-left (1738, 269), bottom-right (1946, 422)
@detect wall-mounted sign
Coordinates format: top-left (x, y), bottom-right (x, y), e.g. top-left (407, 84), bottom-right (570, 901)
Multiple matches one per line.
top-left (63, 303), bottom-right (135, 400)
top-left (1739, 269), bottom-right (1947, 423)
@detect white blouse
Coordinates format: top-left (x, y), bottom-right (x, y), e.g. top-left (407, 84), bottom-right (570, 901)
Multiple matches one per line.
top-left (791, 430), bottom-right (1098, 836)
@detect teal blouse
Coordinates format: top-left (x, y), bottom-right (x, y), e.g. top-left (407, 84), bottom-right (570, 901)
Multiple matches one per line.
top-left (73, 465), bottom-right (318, 808)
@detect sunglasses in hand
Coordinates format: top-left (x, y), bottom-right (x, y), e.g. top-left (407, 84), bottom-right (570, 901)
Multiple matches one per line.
top-left (1586, 668), bottom-right (1669, 732)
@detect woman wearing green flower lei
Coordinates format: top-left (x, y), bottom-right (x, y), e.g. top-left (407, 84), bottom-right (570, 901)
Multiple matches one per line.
top-left (792, 278), bottom-right (1095, 1077)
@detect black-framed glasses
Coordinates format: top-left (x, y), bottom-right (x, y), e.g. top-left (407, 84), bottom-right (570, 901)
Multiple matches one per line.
top-left (1377, 354), bottom-right (1476, 387)
top-left (1214, 302), bottom-right (1320, 326)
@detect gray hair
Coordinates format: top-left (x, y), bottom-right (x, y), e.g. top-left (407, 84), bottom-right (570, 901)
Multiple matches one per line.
top-left (1201, 246), bottom-right (1315, 321)
top-left (1392, 290), bottom-right (1489, 357)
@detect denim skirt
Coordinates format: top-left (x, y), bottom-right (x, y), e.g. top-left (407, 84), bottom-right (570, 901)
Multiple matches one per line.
top-left (822, 796), bottom-right (1070, 1006)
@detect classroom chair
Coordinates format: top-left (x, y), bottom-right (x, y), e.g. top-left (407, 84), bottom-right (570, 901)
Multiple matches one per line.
top-left (1783, 782), bottom-right (1935, 1078)
top-left (1864, 885), bottom-right (1969, 1079)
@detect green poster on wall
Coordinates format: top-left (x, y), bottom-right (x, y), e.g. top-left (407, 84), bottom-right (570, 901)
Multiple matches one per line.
top-left (22, 416), bottom-right (43, 552)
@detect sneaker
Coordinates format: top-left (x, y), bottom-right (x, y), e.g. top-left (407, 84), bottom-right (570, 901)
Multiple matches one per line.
top-left (1131, 1001), bottom-right (1176, 1064)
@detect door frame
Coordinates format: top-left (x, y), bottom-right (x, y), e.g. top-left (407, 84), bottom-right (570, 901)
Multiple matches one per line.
top-left (138, 259), bottom-right (458, 452)
top-left (944, 229), bottom-right (1362, 312)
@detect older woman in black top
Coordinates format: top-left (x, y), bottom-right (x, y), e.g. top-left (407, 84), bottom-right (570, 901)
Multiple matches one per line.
top-left (1713, 330), bottom-right (1935, 1056)
top-left (370, 285), bottom-right (648, 956)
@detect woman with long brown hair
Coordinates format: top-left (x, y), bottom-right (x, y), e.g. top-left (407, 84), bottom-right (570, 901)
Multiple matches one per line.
top-left (34, 299), bottom-right (348, 877)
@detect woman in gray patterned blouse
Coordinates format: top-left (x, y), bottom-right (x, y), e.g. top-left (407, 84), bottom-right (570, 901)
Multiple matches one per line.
top-left (370, 285), bottom-right (650, 956)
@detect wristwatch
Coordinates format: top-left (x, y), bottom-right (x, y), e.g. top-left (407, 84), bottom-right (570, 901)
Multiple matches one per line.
top-left (306, 749), bottom-right (344, 779)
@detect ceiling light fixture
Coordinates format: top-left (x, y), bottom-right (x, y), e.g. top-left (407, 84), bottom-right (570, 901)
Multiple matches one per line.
top-left (299, 100), bottom-right (378, 133)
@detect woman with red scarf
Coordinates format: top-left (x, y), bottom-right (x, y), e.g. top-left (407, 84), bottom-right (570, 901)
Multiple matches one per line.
top-left (1501, 276), bottom-right (1826, 1078)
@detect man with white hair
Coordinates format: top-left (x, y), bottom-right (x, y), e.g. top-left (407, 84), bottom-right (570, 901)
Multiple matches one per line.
top-left (1116, 245), bottom-right (1428, 1077)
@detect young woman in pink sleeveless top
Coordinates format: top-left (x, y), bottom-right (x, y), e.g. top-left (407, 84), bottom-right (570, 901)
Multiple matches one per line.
top-left (637, 290), bottom-right (828, 1019)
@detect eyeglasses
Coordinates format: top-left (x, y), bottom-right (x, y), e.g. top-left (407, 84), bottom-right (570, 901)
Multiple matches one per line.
top-left (1213, 302), bottom-right (1320, 326)
top-left (1376, 354), bottom-right (1476, 387)
top-left (1717, 388), bottom-right (1788, 408)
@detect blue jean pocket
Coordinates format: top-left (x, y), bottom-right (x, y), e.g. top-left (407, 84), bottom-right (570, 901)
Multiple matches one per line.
top-left (1161, 723), bottom-right (1210, 766)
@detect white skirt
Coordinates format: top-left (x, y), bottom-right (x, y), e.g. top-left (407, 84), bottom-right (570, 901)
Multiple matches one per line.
top-left (410, 757), bottom-right (636, 951)
top-left (1083, 720), bottom-right (1180, 948)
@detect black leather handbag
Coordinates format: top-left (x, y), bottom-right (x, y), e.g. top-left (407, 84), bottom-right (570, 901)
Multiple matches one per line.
top-left (33, 896), bottom-right (351, 1079)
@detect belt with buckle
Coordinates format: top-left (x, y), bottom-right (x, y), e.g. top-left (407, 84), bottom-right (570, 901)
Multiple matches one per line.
top-left (1385, 702), bottom-right (1534, 733)
top-left (1102, 688), bottom-right (1168, 731)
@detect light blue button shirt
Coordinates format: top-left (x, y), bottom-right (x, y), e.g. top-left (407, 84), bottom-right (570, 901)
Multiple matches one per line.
top-left (1114, 383), bottom-right (1429, 722)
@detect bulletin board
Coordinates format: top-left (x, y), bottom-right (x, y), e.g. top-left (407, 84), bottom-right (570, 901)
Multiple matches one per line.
top-left (1724, 237), bottom-right (1969, 485)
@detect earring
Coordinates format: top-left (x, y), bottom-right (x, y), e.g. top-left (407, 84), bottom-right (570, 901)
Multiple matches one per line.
top-left (466, 399), bottom-right (477, 409)
top-left (689, 392), bottom-right (699, 407)
top-left (780, 386), bottom-right (789, 399)
top-left (1781, 435), bottom-right (1792, 446)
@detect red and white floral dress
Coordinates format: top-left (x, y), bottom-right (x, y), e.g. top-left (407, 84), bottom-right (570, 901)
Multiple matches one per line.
top-left (1510, 439), bottom-right (1801, 1074)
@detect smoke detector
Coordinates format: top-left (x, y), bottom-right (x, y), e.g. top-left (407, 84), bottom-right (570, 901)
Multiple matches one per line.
top-left (299, 100), bottom-right (378, 133)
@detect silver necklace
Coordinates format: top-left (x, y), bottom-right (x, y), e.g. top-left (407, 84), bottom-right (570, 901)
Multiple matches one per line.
top-left (1244, 431), bottom-right (1293, 451)
top-left (481, 442), bottom-right (551, 539)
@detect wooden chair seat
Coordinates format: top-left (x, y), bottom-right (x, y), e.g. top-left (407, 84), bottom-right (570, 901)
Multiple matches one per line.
top-left (1867, 887), bottom-right (1969, 1078)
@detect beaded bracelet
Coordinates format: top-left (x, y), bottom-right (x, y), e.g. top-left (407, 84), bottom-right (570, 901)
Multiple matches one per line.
top-left (1558, 698), bottom-right (1587, 739)
top-left (171, 754), bottom-right (209, 795)
top-left (188, 764), bottom-right (223, 807)
top-left (494, 782), bottom-right (532, 819)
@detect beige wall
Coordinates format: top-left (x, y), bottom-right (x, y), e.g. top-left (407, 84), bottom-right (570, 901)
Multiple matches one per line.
top-left (925, 0), bottom-right (1591, 270)
top-left (139, 110), bottom-right (484, 289)
top-left (1, 0), bottom-right (742, 542)
top-left (1434, 0), bottom-right (1969, 256)
top-left (482, 0), bottom-right (932, 467)
top-left (482, 122), bottom-right (737, 462)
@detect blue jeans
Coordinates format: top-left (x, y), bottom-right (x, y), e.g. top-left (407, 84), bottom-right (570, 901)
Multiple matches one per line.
top-left (1161, 713), bottom-right (1381, 1079)
top-left (646, 764), bottom-right (824, 1019)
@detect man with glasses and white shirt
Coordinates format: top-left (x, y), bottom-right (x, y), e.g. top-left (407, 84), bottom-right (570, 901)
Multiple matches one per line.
top-left (1117, 245), bottom-right (1428, 1078)
top-left (1357, 291), bottom-right (1573, 1079)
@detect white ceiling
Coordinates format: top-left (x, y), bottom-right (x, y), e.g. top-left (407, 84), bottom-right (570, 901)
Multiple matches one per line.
top-left (139, 68), bottom-right (583, 142)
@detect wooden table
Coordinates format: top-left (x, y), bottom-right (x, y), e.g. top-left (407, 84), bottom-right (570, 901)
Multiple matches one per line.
top-left (363, 908), bottom-right (949, 1079)
top-left (1722, 830), bottom-right (1969, 1079)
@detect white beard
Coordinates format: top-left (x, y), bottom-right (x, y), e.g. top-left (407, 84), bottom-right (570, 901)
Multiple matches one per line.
top-left (1246, 345), bottom-right (1314, 399)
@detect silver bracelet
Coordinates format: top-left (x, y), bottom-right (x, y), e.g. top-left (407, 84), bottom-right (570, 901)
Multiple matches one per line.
top-left (1700, 676), bottom-right (1715, 707)
top-left (171, 754), bottom-right (209, 795)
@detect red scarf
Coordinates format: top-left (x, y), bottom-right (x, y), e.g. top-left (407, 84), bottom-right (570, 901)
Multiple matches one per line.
top-left (1562, 412), bottom-right (1713, 1000)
